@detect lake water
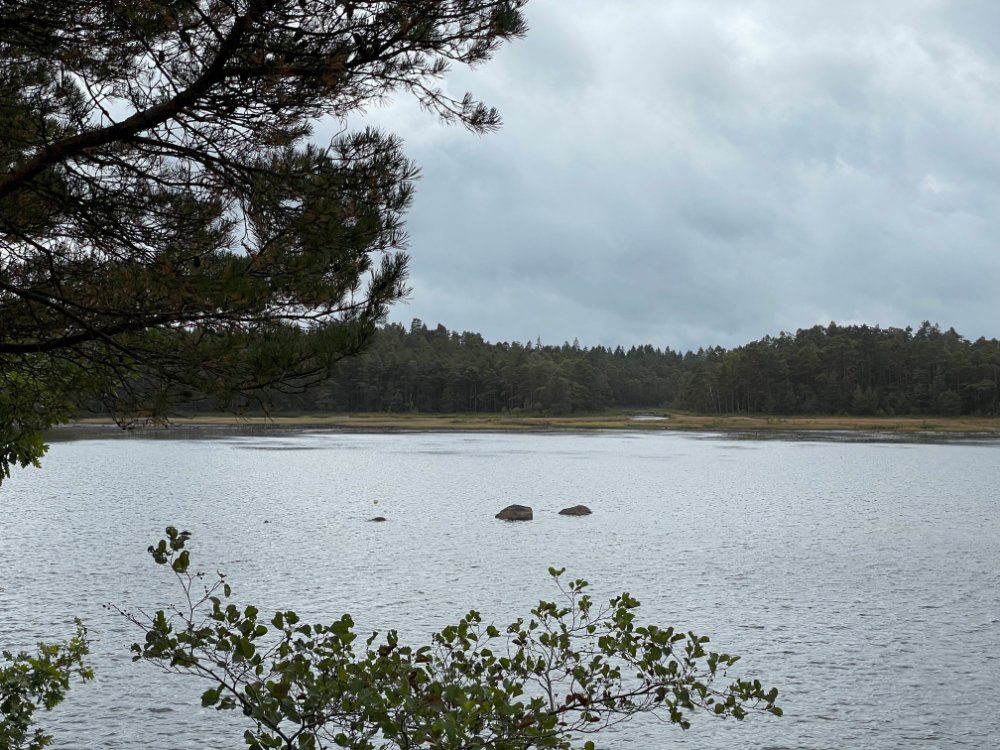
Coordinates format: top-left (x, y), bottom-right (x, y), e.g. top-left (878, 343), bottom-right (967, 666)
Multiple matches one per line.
top-left (1, 428), bottom-right (998, 749)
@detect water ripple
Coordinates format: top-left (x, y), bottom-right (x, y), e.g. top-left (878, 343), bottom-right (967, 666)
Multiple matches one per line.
top-left (0, 430), bottom-right (997, 749)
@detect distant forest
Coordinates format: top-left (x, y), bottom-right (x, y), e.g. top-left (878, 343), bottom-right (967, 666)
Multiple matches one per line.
top-left (250, 320), bottom-right (998, 417)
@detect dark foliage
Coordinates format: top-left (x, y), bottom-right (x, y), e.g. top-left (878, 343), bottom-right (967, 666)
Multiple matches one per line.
top-left (0, 0), bottom-right (528, 476)
top-left (257, 320), bottom-right (999, 417)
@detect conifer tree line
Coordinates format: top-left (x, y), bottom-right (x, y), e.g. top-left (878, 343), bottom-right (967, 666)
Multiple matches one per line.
top-left (248, 319), bottom-right (1000, 417)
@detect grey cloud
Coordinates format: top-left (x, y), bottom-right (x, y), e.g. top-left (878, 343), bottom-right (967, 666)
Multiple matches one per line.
top-left (331, 0), bottom-right (1000, 351)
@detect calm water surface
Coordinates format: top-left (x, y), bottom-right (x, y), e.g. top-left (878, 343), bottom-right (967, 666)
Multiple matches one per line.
top-left (1, 429), bottom-right (998, 749)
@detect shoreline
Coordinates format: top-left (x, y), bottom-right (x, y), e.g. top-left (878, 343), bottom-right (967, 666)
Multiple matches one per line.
top-left (66, 412), bottom-right (1000, 435)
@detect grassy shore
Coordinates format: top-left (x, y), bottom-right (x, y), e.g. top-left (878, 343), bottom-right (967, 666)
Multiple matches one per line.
top-left (72, 411), bottom-right (1000, 433)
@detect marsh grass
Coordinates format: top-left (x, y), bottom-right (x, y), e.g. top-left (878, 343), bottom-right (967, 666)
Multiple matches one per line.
top-left (72, 412), bottom-right (1000, 433)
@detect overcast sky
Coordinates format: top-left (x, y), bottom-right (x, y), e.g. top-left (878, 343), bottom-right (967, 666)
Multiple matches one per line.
top-left (336, 0), bottom-right (999, 352)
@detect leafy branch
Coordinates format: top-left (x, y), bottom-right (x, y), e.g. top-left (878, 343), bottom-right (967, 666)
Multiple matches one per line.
top-left (116, 528), bottom-right (781, 750)
top-left (0, 622), bottom-right (92, 750)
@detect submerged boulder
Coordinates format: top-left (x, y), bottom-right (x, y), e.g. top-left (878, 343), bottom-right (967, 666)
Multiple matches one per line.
top-left (558, 505), bottom-right (592, 516)
top-left (495, 504), bottom-right (533, 521)
top-left (368, 516), bottom-right (387, 522)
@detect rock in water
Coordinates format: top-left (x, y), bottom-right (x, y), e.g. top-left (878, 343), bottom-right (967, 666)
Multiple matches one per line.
top-left (495, 504), bottom-right (533, 521)
top-left (369, 516), bottom-right (387, 522)
top-left (558, 505), bottom-right (592, 516)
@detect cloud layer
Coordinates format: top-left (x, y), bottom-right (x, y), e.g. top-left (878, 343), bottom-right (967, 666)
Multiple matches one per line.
top-left (334, 0), bottom-right (1000, 350)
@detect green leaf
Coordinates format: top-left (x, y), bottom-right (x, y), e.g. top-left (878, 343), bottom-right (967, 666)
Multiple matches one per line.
top-left (172, 550), bottom-right (190, 573)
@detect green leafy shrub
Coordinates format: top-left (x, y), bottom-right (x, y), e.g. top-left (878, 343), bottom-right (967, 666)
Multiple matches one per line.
top-left (118, 528), bottom-right (781, 750)
top-left (0, 623), bottom-right (92, 750)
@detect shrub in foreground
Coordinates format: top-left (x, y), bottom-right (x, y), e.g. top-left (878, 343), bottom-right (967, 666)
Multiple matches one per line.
top-left (115, 527), bottom-right (781, 750)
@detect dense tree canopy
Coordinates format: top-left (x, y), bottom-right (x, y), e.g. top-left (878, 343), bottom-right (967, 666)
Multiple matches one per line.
top-left (0, 0), bottom-right (528, 478)
top-left (256, 320), bottom-right (1000, 417)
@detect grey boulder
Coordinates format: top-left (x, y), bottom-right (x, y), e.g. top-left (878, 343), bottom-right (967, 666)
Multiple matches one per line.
top-left (495, 504), bottom-right (533, 521)
top-left (558, 505), bottom-right (592, 516)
